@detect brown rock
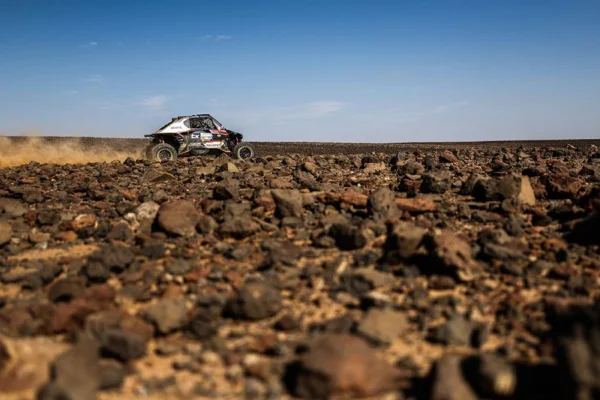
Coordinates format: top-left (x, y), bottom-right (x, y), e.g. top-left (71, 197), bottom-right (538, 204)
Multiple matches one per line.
top-left (396, 197), bottom-right (437, 213)
top-left (399, 176), bottom-right (422, 194)
top-left (140, 298), bottom-right (189, 335)
top-left (254, 190), bottom-right (276, 212)
top-left (288, 334), bottom-right (406, 399)
top-left (270, 178), bottom-right (294, 189)
top-left (428, 355), bottom-right (478, 400)
top-left (142, 168), bottom-right (176, 183)
top-left (213, 178), bottom-right (240, 200)
top-left (357, 308), bottom-right (407, 345)
top-left (368, 188), bottom-right (400, 221)
top-left (340, 190), bottom-right (368, 208)
top-left (0, 198), bottom-right (28, 218)
top-left (219, 217), bottom-right (261, 239)
top-left (271, 189), bottom-right (304, 218)
top-left (518, 175), bottom-right (536, 206)
top-left (226, 280), bottom-right (282, 321)
top-left (157, 200), bottom-right (199, 236)
top-left (545, 174), bottom-right (582, 199)
top-left (85, 311), bottom-right (150, 361)
top-left (221, 162), bottom-right (241, 173)
top-left (55, 231), bottom-right (78, 242)
top-left (36, 333), bottom-right (102, 400)
top-left (29, 229), bottom-right (50, 244)
top-left (383, 221), bottom-right (427, 263)
top-left (45, 285), bottom-right (116, 334)
top-left (579, 186), bottom-right (600, 212)
top-left (364, 162), bottom-right (386, 173)
top-left (0, 222), bottom-right (12, 246)
top-left (424, 231), bottom-right (481, 281)
top-left (71, 214), bottom-right (97, 231)
top-left (439, 150), bottom-right (459, 163)
top-left (0, 336), bottom-right (68, 393)
top-left (315, 191), bottom-right (342, 205)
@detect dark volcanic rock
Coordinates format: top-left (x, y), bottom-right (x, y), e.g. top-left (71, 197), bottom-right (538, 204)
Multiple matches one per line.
top-left (261, 239), bottom-right (303, 268)
top-left (338, 268), bottom-right (395, 298)
top-left (48, 278), bottom-right (85, 303)
top-left (0, 140), bottom-right (597, 399)
top-left (329, 222), bottom-right (367, 250)
top-left (462, 353), bottom-right (516, 398)
top-left (471, 174), bottom-right (534, 204)
top-left (97, 327), bottom-right (147, 361)
top-left (564, 212), bottom-right (600, 245)
top-left (421, 172), bottom-right (451, 194)
top-left (89, 244), bottom-right (135, 272)
top-left (99, 360), bottom-right (126, 390)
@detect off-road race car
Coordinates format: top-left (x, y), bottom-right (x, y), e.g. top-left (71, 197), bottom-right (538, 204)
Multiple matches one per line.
top-left (144, 114), bottom-right (256, 161)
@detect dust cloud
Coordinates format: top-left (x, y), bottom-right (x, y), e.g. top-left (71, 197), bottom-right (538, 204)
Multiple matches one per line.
top-left (0, 137), bottom-right (143, 167)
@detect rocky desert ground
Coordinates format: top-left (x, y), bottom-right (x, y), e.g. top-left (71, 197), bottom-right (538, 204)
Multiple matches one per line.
top-left (0, 137), bottom-right (599, 400)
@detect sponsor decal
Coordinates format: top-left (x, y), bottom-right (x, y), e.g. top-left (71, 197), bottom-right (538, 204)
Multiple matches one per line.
top-left (204, 141), bottom-right (223, 148)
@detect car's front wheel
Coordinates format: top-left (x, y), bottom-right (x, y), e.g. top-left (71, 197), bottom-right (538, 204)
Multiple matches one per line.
top-left (147, 143), bottom-right (177, 162)
top-left (233, 142), bottom-right (256, 160)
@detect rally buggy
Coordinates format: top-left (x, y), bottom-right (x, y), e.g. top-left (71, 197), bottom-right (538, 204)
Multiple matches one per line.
top-left (144, 114), bottom-right (257, 161)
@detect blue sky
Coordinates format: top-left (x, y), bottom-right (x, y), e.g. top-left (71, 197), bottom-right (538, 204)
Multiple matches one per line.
top-left (0, 0), bottom-right (599, 142)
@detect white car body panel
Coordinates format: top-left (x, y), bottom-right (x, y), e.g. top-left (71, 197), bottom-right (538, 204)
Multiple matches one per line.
top-left (156, 117), bottom-right (190, 134)
top-left (203, 141), bottom-right (224, 148)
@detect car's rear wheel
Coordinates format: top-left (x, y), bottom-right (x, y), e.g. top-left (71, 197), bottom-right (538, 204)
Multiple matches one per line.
top-left (233, 142), bottom-right (256, 160)
top-left (147, 143), bottom-right (177, 162)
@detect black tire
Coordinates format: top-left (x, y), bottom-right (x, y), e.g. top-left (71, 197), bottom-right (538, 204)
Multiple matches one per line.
top-left (233, 142), bottom-right (256, 160)
top-left (147, 143), bottom-right (177, 162)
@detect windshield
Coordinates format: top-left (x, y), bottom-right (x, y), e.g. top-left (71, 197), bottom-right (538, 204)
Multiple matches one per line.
top-left (212, 117), bottom-right (224, 128)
